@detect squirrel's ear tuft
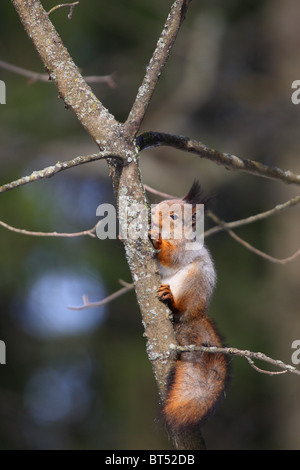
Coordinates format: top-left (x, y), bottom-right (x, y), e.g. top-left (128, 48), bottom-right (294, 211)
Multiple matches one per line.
top-left (183, 180), bottom-right (212, 209)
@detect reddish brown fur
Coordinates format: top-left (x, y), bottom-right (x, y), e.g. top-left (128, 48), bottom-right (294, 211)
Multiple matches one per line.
top-left (163, 315), bottom-right (228, 434)
top-left (156, 239), bottom-right (179, 268)
top-left (158, 289), bottom-right (228, 435)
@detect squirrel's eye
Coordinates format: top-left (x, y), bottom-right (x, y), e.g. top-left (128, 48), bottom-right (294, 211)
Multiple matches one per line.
top-left (170, 214), bottom-right (178, 220)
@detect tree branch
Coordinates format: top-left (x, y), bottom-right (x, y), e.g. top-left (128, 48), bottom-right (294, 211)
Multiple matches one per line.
top-left (0, 218), bottom-right (101, 238)
top-left (204, 195), bottom-right (300, 237)
top-left (208, 211), bottom-right (300, 264)
top-left (0, 59), bottom-right (116, 87)
top-left (137, 131), bottom-right (300, 186)
top-left (124, 0), bottom-right (193, 138)
top-left (0, 152), bottom-right (122, 194)
top-left (144, 183), bottom-right (174, 200)
top-left (68, 280), bottom-right (134, 310)
top-left (47, 2), bottom-right (79, 18)
top-left (172, 344), bottom-right (300, 377)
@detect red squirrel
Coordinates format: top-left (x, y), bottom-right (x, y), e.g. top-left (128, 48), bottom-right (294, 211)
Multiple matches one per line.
top-left (149, 181), bottom-right (228, 438)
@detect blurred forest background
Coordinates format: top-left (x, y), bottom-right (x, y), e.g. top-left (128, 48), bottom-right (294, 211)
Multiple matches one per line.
top-left (0, 0), bottom-right (300, 450)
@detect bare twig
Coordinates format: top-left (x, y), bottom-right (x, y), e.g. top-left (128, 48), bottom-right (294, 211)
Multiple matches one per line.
top-left (172, 344), bottom-right (300, 376)
top-left (204, 195), bottom-right (300, 237)
top-left (118, 279), bottom-right (134, 288)
top-left (208, 211), bottom-right (300, 264)
top-left (68, 280), bottom-right (134, 310)
top-left (47, 2), bottom-right (79, 18)
top-left (0, 60), bottom-right (116, 87)
top-left (83, 73), bottom-right (117, 88)
top-left (244, 356), bottom-right (287, 376)
top-left (137, 131), bottom-right (300, 186)
top-left (0, 59), bottom-right (49, 82)
top-left (0, 152), bottom-right (123, 194)
top-left (0, 219), bottom-right (101, 238)
top-left (144, 184), bottom-right (174, 200)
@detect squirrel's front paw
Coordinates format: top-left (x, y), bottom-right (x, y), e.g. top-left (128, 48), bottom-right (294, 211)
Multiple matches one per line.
top-left (157, 284), bottom-right (173, 303)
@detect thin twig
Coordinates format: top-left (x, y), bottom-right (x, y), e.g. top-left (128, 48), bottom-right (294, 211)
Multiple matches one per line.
top-left (0, 152), bottom-right (122, 194)
top-left (204, 195), bottom-right (300, 237)
top-left (244, 356), bottom-right (287, 376)
top-left (83, 73), bottom-right (117, 88)
top-left (47, 2), bottom-right (79, 18)
top-left (171, 344), bottom-right (300, 376)
top-left (0, 60), bottom-right (116, 87)
top-left (144, 184), bottom-right (174, 200)
top-left (0, 59), bottom-right (50, 82)
top-left (208, 211), bottom-right (300, 264)
top-left (0, 219), bottom-right (101, 238)
top-left (68, 280), bottom-right (134, 310)
top-left (137, 131), bottom-right (300, 186)
top-left (118, 279), bottom-right (134, 288)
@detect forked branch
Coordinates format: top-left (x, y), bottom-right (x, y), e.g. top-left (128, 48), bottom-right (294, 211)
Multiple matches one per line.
top-left (47, 2), bottom-right (79, 18)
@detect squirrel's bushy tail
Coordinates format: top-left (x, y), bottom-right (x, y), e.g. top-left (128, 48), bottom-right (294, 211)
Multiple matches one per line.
top-left (163, 317), bottom-right (228, 436)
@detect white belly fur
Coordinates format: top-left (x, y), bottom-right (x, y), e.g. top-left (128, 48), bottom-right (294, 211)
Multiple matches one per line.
top-left (159, 264), bottom-right (192, 300)
top-left (158, 246), bottom-right (216, 303)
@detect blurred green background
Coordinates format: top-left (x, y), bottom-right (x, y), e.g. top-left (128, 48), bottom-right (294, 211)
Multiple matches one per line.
top-left (0, 0), bottom-right (300, 450)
